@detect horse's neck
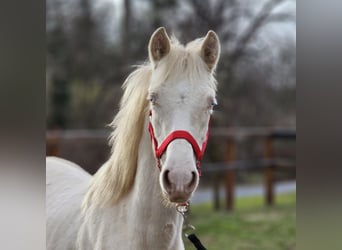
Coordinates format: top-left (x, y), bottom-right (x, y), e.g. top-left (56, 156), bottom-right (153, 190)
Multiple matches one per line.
top-left (127, 120), bottom-right (184, 248)
top-left (79, 120), bottom-right (184, 249)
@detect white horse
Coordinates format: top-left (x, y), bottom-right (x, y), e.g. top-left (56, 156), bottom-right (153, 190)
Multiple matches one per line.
top-left (46, 27), bottom-right (220, 250)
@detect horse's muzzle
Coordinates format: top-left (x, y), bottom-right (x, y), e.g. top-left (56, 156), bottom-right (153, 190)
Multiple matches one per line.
top-left (162, 169), bottom-right (198, 203)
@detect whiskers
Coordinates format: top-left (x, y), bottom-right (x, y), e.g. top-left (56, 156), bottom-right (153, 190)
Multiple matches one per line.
top-left (160, 191), bottom-right (175, 208)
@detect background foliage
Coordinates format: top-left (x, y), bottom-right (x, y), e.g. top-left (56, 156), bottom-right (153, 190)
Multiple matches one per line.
top-left (46, 0), bottom-right (296, 130)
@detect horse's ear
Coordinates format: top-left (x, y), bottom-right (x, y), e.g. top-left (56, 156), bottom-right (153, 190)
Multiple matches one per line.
top-left (149, 27), bottom-right (171, 66)
top-left (200, 30), bottom-right (220, 72)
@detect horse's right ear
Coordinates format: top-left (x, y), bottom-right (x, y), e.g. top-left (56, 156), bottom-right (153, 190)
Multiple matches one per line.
top-left (148, 27), bottom-right (171, 66)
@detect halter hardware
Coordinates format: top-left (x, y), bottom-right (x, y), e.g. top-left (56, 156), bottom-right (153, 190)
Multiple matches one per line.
top-left (148, 111), bottom-right (210, 176)
top-left (176, 201), bottom-right (207, 250)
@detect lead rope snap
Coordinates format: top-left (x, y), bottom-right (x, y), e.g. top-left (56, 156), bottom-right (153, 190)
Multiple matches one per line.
top-left (176, 202), bottom-right (195, 237)
top-left (176, 202), bottom-right (207, 250)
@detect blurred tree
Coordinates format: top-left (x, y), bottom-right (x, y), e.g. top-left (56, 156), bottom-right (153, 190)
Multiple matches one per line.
top-left (122, 0), bottom-right (132, 59)
top-left (46, 0), bottom-right (72, 128)
top-left (47, 0), bottom-right (122, 128)
top-left (150, 0), bottom-right (178, 27)
top-left (174, 0), bottom-right (295, 126)
top-left (46, 0), bottom-right (295, 129)
top-left (70, 0), bottom-right (99, 80)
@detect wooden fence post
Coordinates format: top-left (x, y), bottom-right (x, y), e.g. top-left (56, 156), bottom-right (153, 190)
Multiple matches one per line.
top-left (213, 173), bottom-right (220, 211)
top-left (263, 136), bottom-right (274, 206)
top-left (46, 133), bottom-right (60, 157)
top-left (225, 138), bottom-right (236, 211)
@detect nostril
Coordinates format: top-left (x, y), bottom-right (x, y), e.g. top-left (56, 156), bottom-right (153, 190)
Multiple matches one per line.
top-left (163, 170), bottom-right (171, 189)
top-left (187, 171), bottom-right (197, 190)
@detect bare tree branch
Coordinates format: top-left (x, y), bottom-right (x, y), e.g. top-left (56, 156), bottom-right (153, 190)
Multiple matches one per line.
top-left (191, 0), bottom-right (211, 25)
top-left (267, 13), bottom-right (296, 23)
top-left (228, 0), bottom-right (291, 66)
top-left (122, 0), bottom-right (132, 59)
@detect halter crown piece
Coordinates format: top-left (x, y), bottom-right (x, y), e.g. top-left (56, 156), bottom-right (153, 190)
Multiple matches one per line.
top-left (148, 111), bottom-right (210, 176)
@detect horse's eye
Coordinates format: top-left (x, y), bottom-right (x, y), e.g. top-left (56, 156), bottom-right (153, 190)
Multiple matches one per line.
top-left (211, 100), bottom-right (218, 107)
top-left (148, 93), bottom-right (157, 105)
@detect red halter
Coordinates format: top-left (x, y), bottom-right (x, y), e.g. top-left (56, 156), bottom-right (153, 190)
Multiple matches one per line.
top-left (148, 111), bottom-right (210, 176)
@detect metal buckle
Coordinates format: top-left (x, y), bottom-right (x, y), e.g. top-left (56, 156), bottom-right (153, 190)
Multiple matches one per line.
top-left (183, 223), bottom-right (196, 237)
top-left (176, 202), bottom-right (189, 214)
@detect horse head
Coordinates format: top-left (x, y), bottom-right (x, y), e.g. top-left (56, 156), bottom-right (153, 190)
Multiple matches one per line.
top-left (147, 27), bottom-right (220, 203)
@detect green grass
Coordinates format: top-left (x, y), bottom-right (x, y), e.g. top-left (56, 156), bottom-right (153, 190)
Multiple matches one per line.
top-left (184, 192), bottom-right (296, 250)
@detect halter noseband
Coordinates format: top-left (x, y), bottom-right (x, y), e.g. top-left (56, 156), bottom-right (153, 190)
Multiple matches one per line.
top-left (148, 111), bottom-right (210, 176)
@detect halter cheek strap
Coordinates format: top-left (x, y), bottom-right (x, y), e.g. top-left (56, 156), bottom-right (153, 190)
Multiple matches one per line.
top-left (148, 111), bottom-right (210, 176)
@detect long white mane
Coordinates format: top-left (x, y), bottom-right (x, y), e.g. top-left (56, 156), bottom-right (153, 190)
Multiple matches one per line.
top-left (82, 65), bottom-right (151, 209)
top-left (82, 37), bottom-right (218, 210)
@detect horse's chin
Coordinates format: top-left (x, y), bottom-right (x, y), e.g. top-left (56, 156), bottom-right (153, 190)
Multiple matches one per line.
top-left (162, 190), bottom-right (192, 205)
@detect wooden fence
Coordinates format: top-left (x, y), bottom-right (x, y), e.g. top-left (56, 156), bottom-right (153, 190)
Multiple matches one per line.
top-left (206, 127), bottom-right (296, 210)
top-left (46, 127), bottom-right (295, 210)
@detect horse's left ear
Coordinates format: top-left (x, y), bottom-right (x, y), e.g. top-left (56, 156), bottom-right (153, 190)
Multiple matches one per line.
top-left (149, 27), bottom-right (171, 66)
top-left (200, 30), bottom-right (221, 72)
